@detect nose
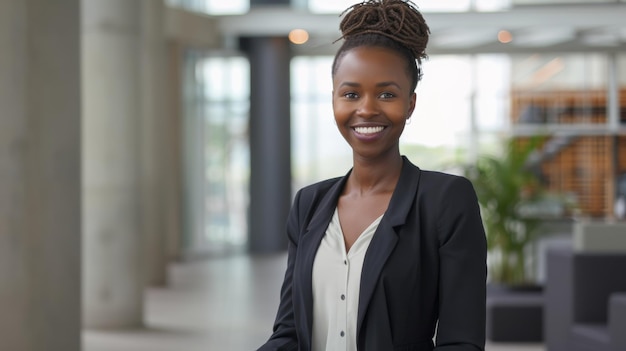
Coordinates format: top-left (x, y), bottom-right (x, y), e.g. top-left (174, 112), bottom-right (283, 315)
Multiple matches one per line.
top-left (356, 95), bottom-right (379, 118)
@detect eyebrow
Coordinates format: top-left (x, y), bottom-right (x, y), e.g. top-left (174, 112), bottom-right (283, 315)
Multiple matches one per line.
top-left (339, 81), bottom-right (402, 89)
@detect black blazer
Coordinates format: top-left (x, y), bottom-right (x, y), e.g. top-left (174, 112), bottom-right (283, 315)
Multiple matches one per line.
top-left (258, 157), bottom-right (487, 351)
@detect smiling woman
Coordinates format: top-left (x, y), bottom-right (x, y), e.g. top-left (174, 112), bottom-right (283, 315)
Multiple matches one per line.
top-left (258, 1), bottom-right (487, 351)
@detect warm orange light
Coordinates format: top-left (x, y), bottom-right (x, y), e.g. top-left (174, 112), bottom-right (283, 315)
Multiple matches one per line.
top-left (498, 30), bottom-right (513, 44)
top-left (289, 29), bottom-right (309, 45)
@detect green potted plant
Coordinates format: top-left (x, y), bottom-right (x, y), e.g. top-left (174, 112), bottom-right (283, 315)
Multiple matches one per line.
top-left (465, 137), bottom-right (554, 287)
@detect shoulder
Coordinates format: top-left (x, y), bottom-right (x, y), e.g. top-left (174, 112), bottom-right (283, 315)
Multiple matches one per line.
top-left (397, 157), bottom-right (477, 202)
top-left (419, 169), bottom-right (474, 193)
top-left (285, 176), bottom-right (344, 241)
top-left (402, 156), bottom-right (473, 194)
top-left (295, 177), bottom-right (342, 202)
top-left (290, 176), bottom-right (343, 216)
top-left (415, 169), bottom-right (479, 216)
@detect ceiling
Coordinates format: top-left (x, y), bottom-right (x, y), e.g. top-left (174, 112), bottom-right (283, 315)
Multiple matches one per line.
top-left (215, 3), bottom-right (626, 55)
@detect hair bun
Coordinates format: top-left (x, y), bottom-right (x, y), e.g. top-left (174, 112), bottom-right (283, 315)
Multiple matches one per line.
top-left (338, 0), bottom-right (429, 63)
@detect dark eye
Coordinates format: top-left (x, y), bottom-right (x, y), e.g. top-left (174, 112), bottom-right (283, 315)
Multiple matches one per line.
top-left (379, 92), bottom-right (395, 99)
top-left (343, 92), bottom-right (359, 99)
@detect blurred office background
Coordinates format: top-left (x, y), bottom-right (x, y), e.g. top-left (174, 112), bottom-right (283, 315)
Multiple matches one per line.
top-left (1, 0), bottom-right (626, 350)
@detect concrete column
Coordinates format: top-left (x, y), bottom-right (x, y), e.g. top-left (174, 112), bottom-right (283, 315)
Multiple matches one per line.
top-left (165, 41), bottom-right (185, 262)
top-left (241, 37), bottom-right (292, 253)
top-left (140, 0), bottom-right (168, 286)
top-left (0, 0), bottom-right (81, 350)
top-left (82, 0), bottom-right (143, 329)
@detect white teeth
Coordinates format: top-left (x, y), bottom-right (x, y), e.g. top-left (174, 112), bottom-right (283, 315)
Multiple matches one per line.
top-left (354, 126), bottom-right (384, 135)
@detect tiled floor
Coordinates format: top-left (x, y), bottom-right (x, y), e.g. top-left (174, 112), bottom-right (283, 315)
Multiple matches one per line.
top-left (83, 253), bottom-right (545, 351)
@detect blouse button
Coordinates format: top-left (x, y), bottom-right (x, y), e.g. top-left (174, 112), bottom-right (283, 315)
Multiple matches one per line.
top-left (340, 331), bottom-right (345, 337)
top-left (344, 260), bottom-right (347, 265)
top-left (341, 294), bottom-right (345, 300)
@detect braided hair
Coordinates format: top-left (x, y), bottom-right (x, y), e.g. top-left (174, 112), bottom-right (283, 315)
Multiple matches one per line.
top-left (332, 0), bottom-right (430, 92)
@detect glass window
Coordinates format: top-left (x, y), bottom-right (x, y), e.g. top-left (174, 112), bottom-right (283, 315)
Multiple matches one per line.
top-left (166, 0), bottom-right (249, 15)
top-left (475, 54), bottom-right (511, 133)
top-left (513, 0), bottom-right (614, 4)
top-left (291, 57), bottom-right (351, 190)
top-left (511, 53), bottom-right (608, 90)
top-left (182, 51), bottom-right (250, 255)
top-left (475, 0), bottom-right (511, 11)
top-left (404, 56), bottom-right (472, 148)
top-left (308, 0), bottom-right (361, 13)
top-left (509, 53), bottom-right (609, 127)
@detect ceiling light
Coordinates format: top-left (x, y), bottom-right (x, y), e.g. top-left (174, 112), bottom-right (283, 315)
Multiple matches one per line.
top-left (498, 30), bottom-right (513, 44)
top-left (289, 29), bottom-right (309, 45)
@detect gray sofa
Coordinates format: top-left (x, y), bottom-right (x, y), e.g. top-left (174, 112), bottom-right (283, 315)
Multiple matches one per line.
top-left (545, 247), bottom-right (626, 351)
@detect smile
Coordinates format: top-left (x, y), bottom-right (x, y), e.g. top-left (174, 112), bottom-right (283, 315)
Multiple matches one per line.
top-left (353, 126), bottom-right (385, 135)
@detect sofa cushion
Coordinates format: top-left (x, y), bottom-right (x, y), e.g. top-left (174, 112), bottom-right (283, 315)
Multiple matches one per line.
top-left (609, 293), bottom-right (626, 349)
top-left (570, 324), bottom-right (610, 351)
top-left (573, 221), bottom-right (626, 253)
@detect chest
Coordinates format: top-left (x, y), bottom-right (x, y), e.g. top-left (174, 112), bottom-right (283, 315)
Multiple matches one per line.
top-left (337, 193), bottom-right (391, 252)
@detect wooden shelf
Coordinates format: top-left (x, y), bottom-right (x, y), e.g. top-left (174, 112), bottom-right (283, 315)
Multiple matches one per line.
top-left (510, 89), bottom-right (626, 218)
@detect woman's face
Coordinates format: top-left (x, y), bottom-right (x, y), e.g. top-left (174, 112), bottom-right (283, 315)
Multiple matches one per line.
top-left (332, 46), bottom-right (416, 161)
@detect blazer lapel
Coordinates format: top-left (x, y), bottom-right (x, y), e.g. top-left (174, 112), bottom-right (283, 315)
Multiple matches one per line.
top-left (356, 157), bottom-right (422, 335)
top-left (297, 172), bottom-right (350, 347)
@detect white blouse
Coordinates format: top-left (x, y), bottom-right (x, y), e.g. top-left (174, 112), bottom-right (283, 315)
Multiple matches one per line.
top-left (311, 208), bottom-right (383, 351)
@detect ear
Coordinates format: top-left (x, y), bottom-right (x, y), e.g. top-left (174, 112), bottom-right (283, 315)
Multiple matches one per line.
top-left (407, 92), bottom-right (416, 119)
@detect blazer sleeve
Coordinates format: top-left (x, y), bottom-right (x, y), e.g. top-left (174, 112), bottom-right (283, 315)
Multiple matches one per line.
top-left (434, 176), bottom-right (487, 351)
top-left (256, 190), bottom-right (303, 351)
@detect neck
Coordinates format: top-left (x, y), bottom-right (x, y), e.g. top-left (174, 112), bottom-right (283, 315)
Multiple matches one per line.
top-left (347, 153), bottom-right (403, 196)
